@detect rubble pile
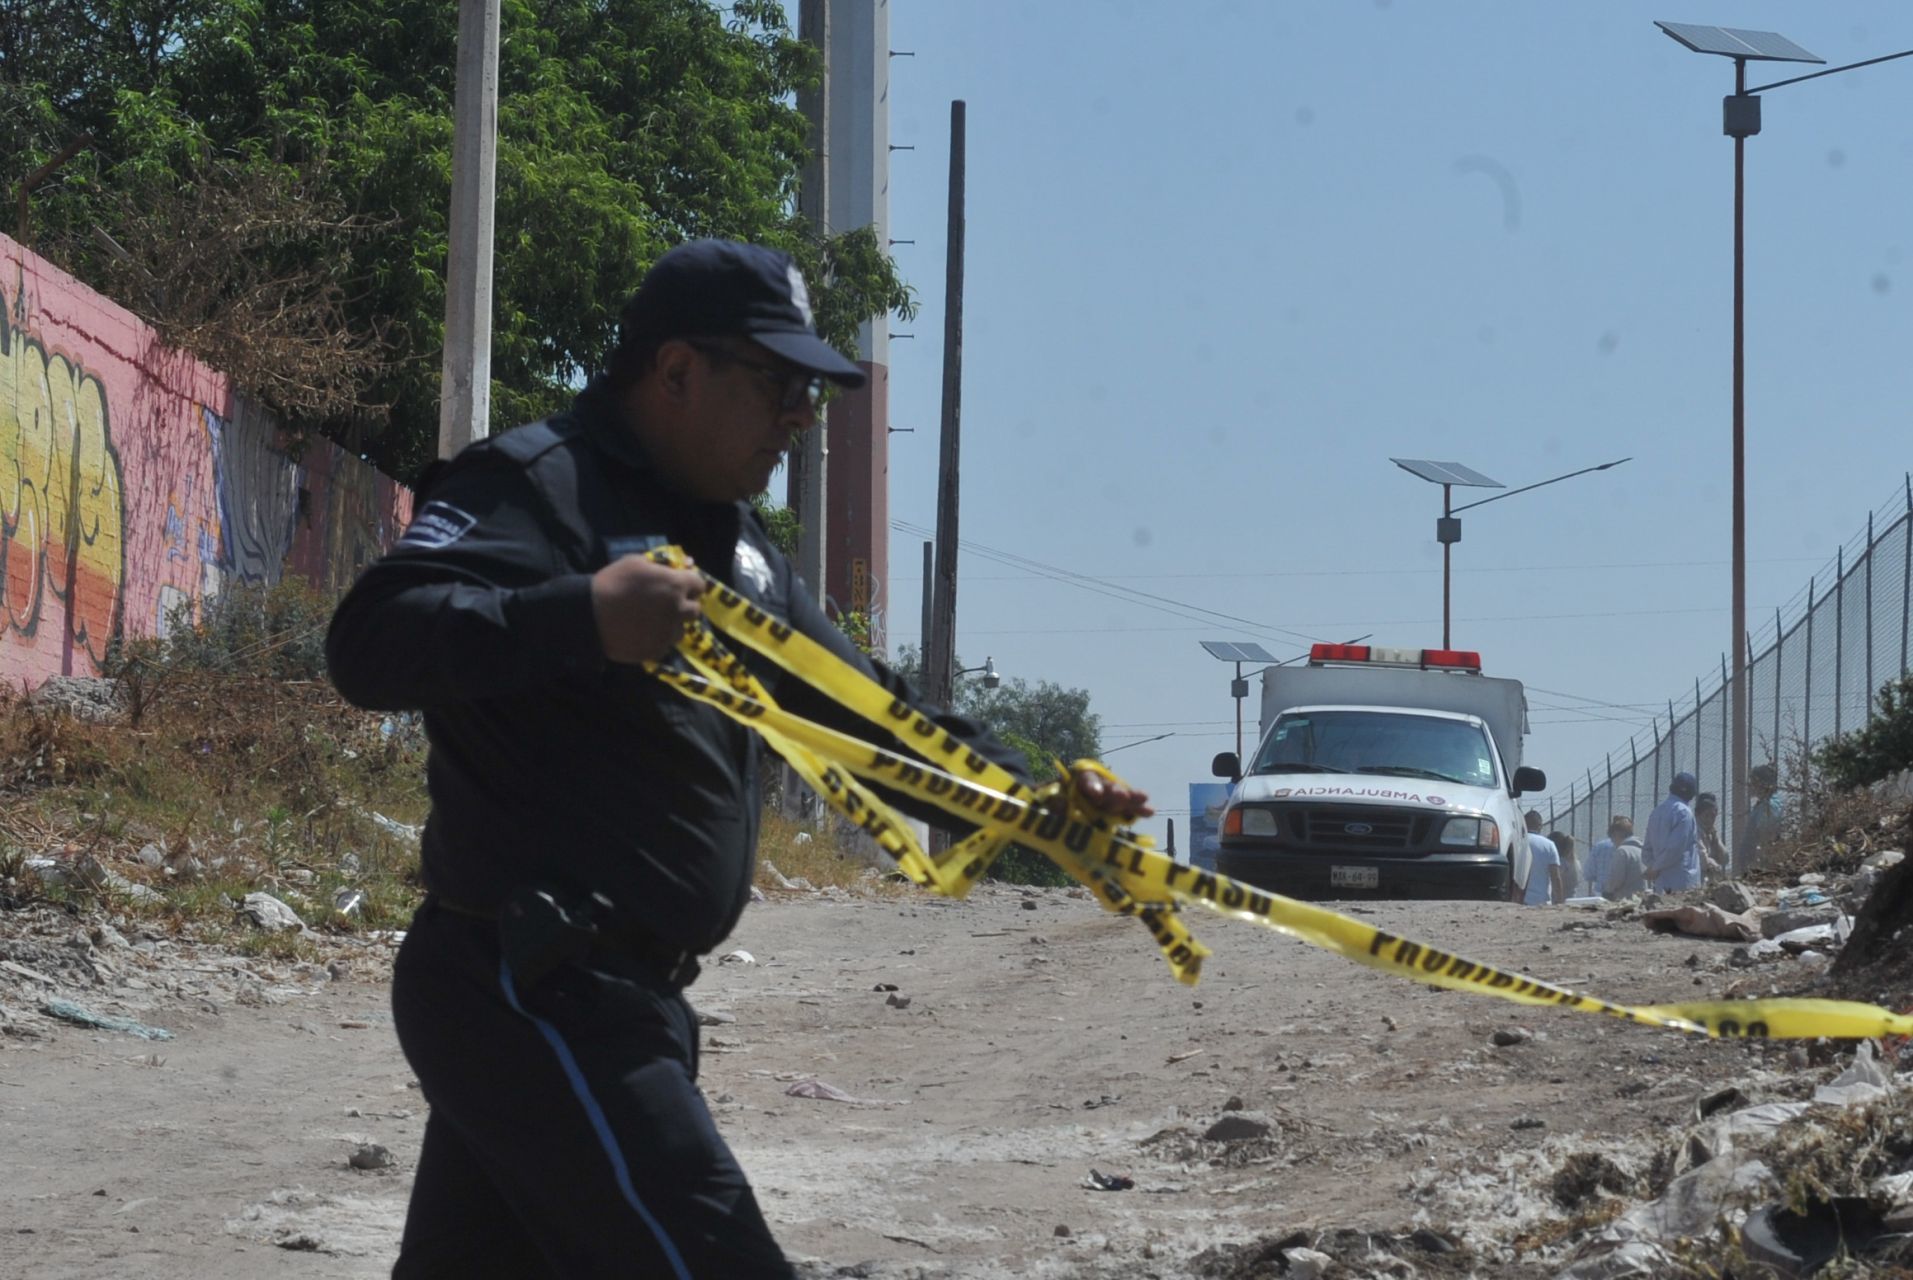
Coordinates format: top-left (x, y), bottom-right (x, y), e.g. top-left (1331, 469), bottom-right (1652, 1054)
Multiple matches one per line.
top-left (0, 899), bottom-right (398, 1042)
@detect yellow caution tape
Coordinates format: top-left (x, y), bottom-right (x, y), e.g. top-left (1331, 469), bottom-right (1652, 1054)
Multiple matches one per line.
top-left (643, 550), bottom-right (1913, 1040)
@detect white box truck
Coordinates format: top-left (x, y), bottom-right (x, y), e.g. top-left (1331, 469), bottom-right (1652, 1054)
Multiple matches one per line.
top-left (1211, 644), bottom-right (1547, 900)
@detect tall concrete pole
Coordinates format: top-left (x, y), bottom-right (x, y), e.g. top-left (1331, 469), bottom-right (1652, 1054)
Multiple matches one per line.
top-left (919, 540), bottom-right (933, 662)
top-left (437, 0), bottom-right (500, 460)
top-left (823, 0), bottom-right (892, 646)
top-left (789, 0), bottom-right (830, 603)
top-left (925, 100), bottom-right (965, 711)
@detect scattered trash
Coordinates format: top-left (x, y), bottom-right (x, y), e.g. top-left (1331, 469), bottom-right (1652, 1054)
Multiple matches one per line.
top-left (1021, 899), bottom-right (1038, 911)
top-left (1511, 1117), bottom-right (1546, 1130)
top-left (783, 1078), bottom-right (898, 1106)
top-left (1203, 1113), bottom-right (1273, 1142)
top-left (1705, 880), bottom-right (1756, 915)
top-left (1642, 903), bottom-right (1760, 942)
top-left (1695, 1085), bottom-right (1747, 1120)
top-left (332, 888), bottom-right (366, 918)
top-left (1813, 1041), bottom-right (1889, 1107)
top-left (1773, 920), bottom-right (1844, 953)
top-left (1167, 1048), bottom-right (1202, 1064)
top-left (693, 1007), bottom-right (735, 1026)
top-left (1744, 1196), bottom-right (1889, 1276)
top-left (368, 812), bottom-right (420, 843)
top-left (1084, 1168), bottom-right (1134, 1191)
top-left (39, 999), bottom-right (173, 1041)
top-left (1492, 1026), bottom-right (1533, 1047)
top-left (873, 982), bottom-right (899, 992)
top-left (1082, 1094), bottom-right (1121, 1110)
top-left (236, 893), bottom-right (305, 934)
top-left (884, 993), bottom-right (911, 1010)
top-left (1773, 887), bottom-right (1831, 912)
top-left (1281, 1247), bottom-right (1333, 1280)
top-left (347, 1143), bottom-right (395, 1171)
top-left (719, 950), bottom-right (755, 965)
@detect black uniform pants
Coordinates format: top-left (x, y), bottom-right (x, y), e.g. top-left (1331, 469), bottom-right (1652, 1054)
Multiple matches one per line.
top-left (390, 898), bottom-right (796, 1278)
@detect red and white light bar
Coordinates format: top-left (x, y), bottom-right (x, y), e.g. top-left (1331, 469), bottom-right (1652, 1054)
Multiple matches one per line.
top-left (1309, 643), bottom-right (1482, 672)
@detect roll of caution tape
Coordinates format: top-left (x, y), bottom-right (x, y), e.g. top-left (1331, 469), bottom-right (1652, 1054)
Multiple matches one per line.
top-left (644, 549), bottom-right (1913, 1041)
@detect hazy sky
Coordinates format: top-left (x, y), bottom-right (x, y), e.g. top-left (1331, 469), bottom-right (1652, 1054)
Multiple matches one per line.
top-left (861, 1), bottom-right (1911, 842)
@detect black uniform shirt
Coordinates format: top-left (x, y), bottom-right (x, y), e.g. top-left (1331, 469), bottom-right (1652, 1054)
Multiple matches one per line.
top-left (326, 380), bottom-right (1026, 954)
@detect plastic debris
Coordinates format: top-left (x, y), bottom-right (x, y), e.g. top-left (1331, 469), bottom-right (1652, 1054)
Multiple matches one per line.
top-left (1085, 1168), bottom-right (1134, 1192)
top-left (39, 999), bottom-right (174, 1040)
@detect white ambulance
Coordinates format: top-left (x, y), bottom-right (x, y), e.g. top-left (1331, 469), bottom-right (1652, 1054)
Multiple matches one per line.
top-left (1211, 645), bottom-right (1547, 900)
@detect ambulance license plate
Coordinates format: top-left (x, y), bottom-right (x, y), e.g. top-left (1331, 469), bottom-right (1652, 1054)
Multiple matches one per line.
top-left (1331, 865), bottom-right (1379, 889)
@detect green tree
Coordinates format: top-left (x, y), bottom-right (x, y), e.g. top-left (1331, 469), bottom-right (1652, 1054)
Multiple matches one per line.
top-left (1814, 673), bottom-right (1913, 792)
top-left (889, 646), bottom-right (1104, 886)
top-left (2, 0), bottom-right (912, 481)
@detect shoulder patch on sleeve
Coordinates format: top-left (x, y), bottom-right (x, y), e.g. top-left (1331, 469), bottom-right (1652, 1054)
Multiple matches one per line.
top-left (397, 500), bottom-right (480, 550)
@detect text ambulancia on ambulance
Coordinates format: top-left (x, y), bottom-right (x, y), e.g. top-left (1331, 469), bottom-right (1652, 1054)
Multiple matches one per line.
top-left (1211, 645), bottom-right (1547, 901)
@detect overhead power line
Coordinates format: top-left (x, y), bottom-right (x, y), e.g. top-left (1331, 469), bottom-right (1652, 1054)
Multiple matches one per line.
top-left (892, 519), bottom-right (1327, 649)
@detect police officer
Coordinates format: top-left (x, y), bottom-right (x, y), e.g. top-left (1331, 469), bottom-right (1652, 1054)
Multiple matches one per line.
top-left (326, 239), bottom-right (1150, 1278)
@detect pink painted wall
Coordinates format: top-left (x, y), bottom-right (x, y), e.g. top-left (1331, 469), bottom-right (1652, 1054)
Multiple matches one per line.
top-left (0, 232), bottom-right (412, 686)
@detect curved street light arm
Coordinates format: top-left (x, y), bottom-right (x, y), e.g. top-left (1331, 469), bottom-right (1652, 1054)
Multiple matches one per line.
top-left (1451, 457), bottom-right (1631, 514)
top-left (1750, 47), bottom-right (1913, 94)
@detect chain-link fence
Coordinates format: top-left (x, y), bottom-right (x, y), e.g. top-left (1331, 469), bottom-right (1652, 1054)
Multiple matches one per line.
top-left (1540, 474), bottom-right (1913, 854)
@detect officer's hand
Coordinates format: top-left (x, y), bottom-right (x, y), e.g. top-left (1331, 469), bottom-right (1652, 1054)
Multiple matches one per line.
top-left (591, 555), bottom-right (705, 664)
top-left (1072, 767), bottom-right (1153, 821)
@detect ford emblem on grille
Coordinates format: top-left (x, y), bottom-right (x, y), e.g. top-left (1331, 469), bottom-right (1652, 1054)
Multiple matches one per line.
top-left (1343, 822), bottom-right (1374, 835)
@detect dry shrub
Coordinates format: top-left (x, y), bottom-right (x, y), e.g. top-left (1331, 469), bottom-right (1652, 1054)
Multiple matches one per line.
top-left (66, 155), bottom-right (394, 423)
top-left (0, 671), bottom-right (426, 931)
top-left (1756, 788), bottom-right (1913, 884)
top-left (755, 809), bottom-right (887, 892)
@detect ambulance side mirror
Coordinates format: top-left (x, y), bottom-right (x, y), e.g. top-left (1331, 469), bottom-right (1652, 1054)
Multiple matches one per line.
top-left (1212, 751), bottom-right (1240, 780)
top-left (1513, 766), bottom-right (1547, 796)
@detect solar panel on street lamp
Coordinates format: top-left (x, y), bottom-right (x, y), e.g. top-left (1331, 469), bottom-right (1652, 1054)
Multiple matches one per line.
top-left (1653, 22), bottom-right (1823, 64)
top-left (1391, 459), bottom-right (1502, 651)
top-left (1200, 640), bottom-right (1279, 769)
top-left (1390, 459), bottom-right (1504, 490)
top-left (1198, 640), bottom-right (1278, 665)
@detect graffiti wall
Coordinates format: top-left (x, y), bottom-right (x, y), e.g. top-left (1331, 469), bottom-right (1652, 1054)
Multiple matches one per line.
top-left (0, 232), bottom-right (411, 685)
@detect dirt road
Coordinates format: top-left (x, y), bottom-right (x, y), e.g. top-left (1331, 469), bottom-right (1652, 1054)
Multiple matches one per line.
top-left (0, 884), bottom-right (1793, 1278)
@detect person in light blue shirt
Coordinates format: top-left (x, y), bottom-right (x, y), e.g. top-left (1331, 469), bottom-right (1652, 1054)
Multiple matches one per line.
top-left (1521, 810), bottom-right (1563, 905)
top-left (1643, 772), bottom-right (1702, 892)
top-left (1583, 815), bottom-right (1630, 898)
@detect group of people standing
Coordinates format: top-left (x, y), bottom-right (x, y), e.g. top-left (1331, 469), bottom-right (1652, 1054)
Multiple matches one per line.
top-left (1517, 763), bottom-right (1783, 905)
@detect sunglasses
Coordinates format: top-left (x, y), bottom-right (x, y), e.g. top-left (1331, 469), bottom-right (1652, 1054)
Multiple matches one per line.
top-left (687, 340), bottom-right (825, 412)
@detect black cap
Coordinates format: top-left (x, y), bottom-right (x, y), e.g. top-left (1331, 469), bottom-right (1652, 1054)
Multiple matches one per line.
top-left (616, 240), bottom-right (865, 386)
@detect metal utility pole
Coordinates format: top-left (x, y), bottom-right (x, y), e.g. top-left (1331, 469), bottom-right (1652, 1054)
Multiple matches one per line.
top-left (789, 0), bottom-right (830, 603)
top-left (925, 100), bottom-right (966, 711)
top-left (1655, 19), bottom-right (1913, 847)
top-left (437, 0), bottom-right (501, 460)
top-left (919, 540), bottom-right (933, 661)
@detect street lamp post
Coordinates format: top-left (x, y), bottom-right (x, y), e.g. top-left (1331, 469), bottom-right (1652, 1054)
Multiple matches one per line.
top-left (955, 656), bottom-right (1000, 690)
top-left (1655, 21), bottom-right (1913, 846)
top-left (1198, 641), bottom-right (1279, 769)
top-left (1393, 458), bottom-right (1631, 649)
top-left (1102, 731), bottom-right (1175, 757)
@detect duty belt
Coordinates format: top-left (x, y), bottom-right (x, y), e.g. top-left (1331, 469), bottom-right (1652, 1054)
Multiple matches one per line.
top-left (431, 894), bottom-right (700, 989)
